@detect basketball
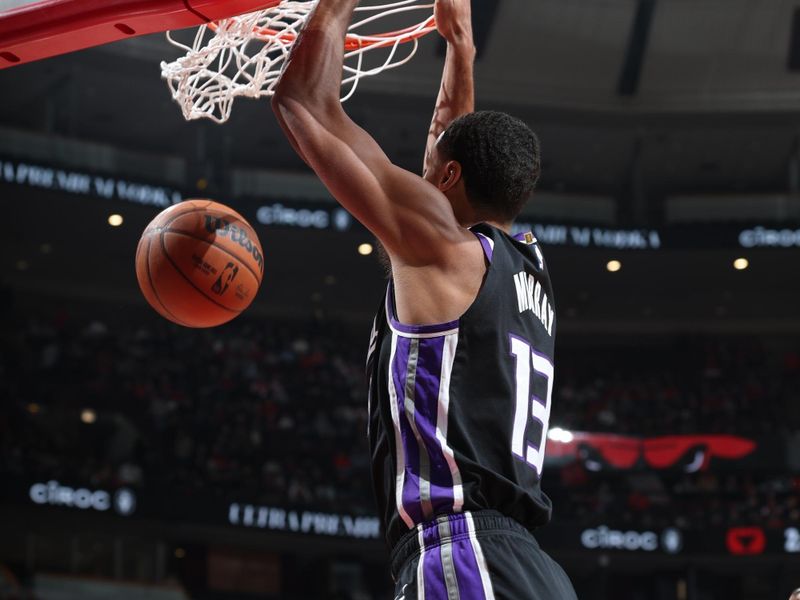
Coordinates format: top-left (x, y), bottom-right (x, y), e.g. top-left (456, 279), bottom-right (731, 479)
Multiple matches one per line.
top-left (135, 199), bottom-right (264, 328)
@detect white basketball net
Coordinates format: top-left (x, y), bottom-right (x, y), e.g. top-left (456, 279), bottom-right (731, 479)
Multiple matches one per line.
top-left (161, 0), bottom-right (435, 124)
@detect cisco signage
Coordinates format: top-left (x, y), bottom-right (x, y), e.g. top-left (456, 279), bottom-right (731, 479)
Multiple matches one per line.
top-left (5, 478), bottom-right (800, 554)
top-left (6, 155), bottom-right (800, 249)
top-left (28, 480), bottom-right (136, 517)
top-left (228, 502), bottom-right (380, 540)
top-left (4, 154), bottom-right (800, 249)
top-left (0, 157), bottom-right (183, 207)
top-left (579, 526), bottom-right (683, 554)
top-left (255, 202), bottom-right (353, 232)
top-left (530, 523), bottom-right (800, 556)
top-left (738, 226), bottom-right (800, 248)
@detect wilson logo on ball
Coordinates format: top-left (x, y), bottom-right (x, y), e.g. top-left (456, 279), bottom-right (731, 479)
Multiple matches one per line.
top-left (204, 216), bottom-right (264, 273)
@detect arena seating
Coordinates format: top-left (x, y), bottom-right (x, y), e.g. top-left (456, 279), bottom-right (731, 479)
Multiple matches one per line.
top-left (2, 310), bottom-right (798, 531)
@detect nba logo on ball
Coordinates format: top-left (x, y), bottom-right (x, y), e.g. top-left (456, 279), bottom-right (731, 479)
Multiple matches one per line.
top-left (135, 200), bottom-right (264, 328)
top-left (212, 262), bottom-right (239, 296)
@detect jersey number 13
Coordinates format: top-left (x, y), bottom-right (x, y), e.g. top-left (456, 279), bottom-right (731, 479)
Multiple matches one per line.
top-left (509, 335), bottom-right (554, 477)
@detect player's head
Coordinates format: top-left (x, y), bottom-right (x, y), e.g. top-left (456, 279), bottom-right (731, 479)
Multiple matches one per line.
top-left (790, 588), bottom-right (800, 600)
top-left (428, 111), bottom-right (541, 226)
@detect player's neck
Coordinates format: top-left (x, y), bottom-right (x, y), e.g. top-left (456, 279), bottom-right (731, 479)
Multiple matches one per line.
top-left (473, 219), bottom-right (512, 234)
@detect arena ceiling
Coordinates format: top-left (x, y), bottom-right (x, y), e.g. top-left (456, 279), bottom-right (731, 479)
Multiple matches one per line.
top-left (2, 0), bottom-right (800, 201)
top-left (2, 0), bottom-right (800, 330)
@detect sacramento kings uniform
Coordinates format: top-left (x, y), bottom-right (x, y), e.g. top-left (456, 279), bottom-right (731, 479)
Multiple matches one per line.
top-left (366, 223), bottom-right (578, 599)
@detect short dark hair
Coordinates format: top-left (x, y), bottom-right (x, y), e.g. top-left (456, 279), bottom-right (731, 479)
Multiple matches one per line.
top-left (438, 110), bottom-right (541, 223)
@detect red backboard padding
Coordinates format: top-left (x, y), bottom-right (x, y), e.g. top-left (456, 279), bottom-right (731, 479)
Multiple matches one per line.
top-left (0, 0), bottom-right (281, 68)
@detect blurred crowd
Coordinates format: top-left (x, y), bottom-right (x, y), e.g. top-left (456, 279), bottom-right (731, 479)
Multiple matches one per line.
top-left (548, 468), bottom-right (800, 530)
top-left (552, 338), bottom-right (800, 437)
top-left (0, 309), bottom-right (373, 514)
top-left (1, 307), bottom-right (799, 531)
top-left (549, 338), bottom-right (800, 529)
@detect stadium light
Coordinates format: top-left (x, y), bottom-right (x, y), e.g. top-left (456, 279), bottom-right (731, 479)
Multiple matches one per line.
top-left (547, 427), bottom-right (574, 443)
top-left (606, 260), bottom-right (622, 273)
top-left (358, 243), bottom-right (374, 256)
top-left (108, 214), bottom-right (124, 227)
top-left (81, 409), bottom-right (97, 424)
top-left (733, 258), bottom-right (749, 271)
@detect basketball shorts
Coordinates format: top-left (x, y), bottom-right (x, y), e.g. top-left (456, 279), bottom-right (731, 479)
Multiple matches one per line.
top-left (390, 510), bottom-right (578, 600)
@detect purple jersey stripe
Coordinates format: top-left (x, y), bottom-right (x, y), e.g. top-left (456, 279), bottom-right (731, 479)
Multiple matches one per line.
top-left (392, 335), bottom-right (424, 525)
top-left (413, 337), bottom-right (455, 516)
top-left (392, 317), bottom-right (460, 336)
top-left (422, 525), bottom-right (449, 600)
top-left (473, 231), bottom-right (494, 263)
top-left (386, 286), bottom-right (459, 336)
top-left (448, 515), bottom-right (487, 600)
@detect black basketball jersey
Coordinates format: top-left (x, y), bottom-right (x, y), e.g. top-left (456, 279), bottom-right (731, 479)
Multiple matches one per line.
top-left (366, 222), bottom-right (557, 549)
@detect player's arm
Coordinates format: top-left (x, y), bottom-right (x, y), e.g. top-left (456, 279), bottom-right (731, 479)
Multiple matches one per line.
top-left (423, 0), bottom-right (476, 176)
top-left (271, 0), bottom-right (466, 267)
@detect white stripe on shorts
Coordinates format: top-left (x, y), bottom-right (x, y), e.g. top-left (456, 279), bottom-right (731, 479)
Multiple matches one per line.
top-left (416, 525), bottom-right (427, 600)
top-left (465, 513), bottom-right (496, 600)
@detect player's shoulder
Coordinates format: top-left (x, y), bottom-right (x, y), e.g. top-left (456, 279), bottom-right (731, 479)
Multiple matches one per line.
top-left (469, 222), bottom-right (546, 272)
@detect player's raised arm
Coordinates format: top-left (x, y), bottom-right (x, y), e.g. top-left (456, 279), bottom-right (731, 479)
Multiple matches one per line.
top-left (271, 0), bottom-right (468, 267)
top-left (424, 0), bottom-right (476, 176)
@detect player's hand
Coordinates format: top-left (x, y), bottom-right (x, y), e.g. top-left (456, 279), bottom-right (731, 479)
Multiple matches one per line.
top-left (434, 0), bottom-right (473, 46)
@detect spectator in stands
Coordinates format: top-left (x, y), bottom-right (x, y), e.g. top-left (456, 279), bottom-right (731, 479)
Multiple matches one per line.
top-left (2, 310), bottom-right (798, 530)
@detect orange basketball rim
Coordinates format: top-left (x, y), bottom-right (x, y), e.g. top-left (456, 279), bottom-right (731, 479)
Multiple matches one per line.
top-left (234, 13), bottom-right (436, 50)
top-left (0, 0), bottom-right (434, 69)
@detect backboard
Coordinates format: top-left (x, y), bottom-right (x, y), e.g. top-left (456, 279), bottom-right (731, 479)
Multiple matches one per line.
top-left (0, 0), bottom-right (282, 68)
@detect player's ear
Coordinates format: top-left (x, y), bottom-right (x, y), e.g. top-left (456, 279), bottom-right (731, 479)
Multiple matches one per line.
top-left (439, 160), bottom-right (462, 192)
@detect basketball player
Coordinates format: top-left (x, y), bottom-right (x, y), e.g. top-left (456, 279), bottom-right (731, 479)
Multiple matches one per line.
top-left (272, 0), bottom-right (577, 597)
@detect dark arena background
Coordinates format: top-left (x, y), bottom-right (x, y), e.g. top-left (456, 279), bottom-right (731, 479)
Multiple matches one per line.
top-left (2, 1), bottom-right (800, 599)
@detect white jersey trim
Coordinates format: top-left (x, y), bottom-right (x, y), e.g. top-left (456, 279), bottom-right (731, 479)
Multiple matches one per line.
top-left (387, 333), bottom-right (415, 529)
top-left (435, 334), bottom-right (464, 513)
